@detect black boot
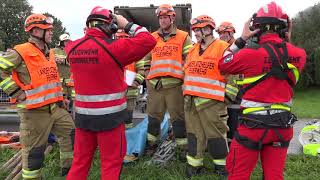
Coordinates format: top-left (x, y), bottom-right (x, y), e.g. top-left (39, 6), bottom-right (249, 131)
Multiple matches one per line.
top-left (215, 165), bottom-right (228, 177)
top-left (61, 167), bottom-right (70, 176)
top-left (185, 164), bottom-right (210, 178)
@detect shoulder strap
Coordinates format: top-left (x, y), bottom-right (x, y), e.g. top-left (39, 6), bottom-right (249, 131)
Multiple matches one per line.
top-left (88, 36), bottom-right (123, 72)
top-left (236, 42), bottom-right (294, 102)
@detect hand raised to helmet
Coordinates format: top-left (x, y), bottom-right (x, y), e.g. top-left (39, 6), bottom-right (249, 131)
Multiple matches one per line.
top-left (241, 18), bottom-right (260, 41)
top-left (114, 15), bottom-right (129, 29)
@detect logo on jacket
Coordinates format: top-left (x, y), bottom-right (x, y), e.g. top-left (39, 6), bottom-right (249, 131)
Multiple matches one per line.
top-left (224, 54), bottom-right (233, 63)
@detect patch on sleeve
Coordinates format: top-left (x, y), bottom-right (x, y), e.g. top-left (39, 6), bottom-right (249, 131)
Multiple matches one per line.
top-left (223, 54), bottom-right (233, 63)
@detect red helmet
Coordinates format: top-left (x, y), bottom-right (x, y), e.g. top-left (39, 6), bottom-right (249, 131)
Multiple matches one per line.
top-left (253, 1), bottom-right (288, 28)
top-left (86, 6), bottom-right (113, 27)
top-left (24, 14), bottom-right (53, 32)
top-left (216, 22), bottom-right (236, 33)
top-left (155, 4), bottom-right (176, 17)
top-left (190, 15), bottom-right (215, 30)
top-left (115, 29), bottom-right (129, 39)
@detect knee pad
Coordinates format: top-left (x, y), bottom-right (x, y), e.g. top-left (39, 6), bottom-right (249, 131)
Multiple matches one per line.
top-left (28, 144), bottom-right (46, 170)
top-left (125, 110), bottom-right (133, 124)
top-left (207, 138), bottom-right (228, 159)
top-left (187, 133), bottom-right (197, 157)
top-left (70, 129), bottom-right (75, 149)
top-left (172, 120), bottom-right (186, 138)
top-left (148, 116), bottom-right (161, 136)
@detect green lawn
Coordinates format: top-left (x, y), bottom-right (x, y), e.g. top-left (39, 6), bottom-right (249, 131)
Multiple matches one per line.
top-left (292, 87), bottom-right (320, 118)
top-left (1, 147), bottom-right (320, 180)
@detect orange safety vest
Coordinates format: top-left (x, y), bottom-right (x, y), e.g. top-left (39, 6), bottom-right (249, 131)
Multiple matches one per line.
top-left (183, 40), bottom-right (229, 102)
top-left (125, 62), bottom-right (136, 72)
top-left (12, 43), bottom-right (63, 109)
top-left (147, 29), bottom-right (188, 80)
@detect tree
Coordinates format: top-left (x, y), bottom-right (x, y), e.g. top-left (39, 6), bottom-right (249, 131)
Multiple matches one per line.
top-left (0, 0), bottom-right (32, 50)
top-left (292, 3), bottom-right (320, 88)
top-left (44, 12), bottom-right (68, 48)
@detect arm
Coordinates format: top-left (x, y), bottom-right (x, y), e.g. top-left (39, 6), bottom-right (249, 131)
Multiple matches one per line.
top-left (0, 50), bottom-right (25, 99)
top-left (219, 18), bottom-right (260, 75)
top-left (182, 35), bottom-right (193, 61)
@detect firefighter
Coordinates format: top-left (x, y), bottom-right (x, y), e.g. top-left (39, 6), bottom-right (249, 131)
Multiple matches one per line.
top-left (65, 6), bottom-right (156, 180)
top-left (144, 4), bottom-right (193, 164)
top-left (217, 22), bottom-right (242, 143)
top-left (115, 29), bottom-right (145, 128)
top-left (216, 22), bottom-right (236, 44)
top-left (183, 15), bottom-right (229, 178)
top-left (219, 2), bottom-right (306, 179)
top-left (0, 14), bottom-right (75, 179)
top-left (53, 33), bottom-right (73, 106)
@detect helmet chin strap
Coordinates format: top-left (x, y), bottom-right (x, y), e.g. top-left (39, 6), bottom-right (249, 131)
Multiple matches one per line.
top-left (200, 29), bottom-right (212, 45)
top-left (31, 29), bottom-right (49, 46)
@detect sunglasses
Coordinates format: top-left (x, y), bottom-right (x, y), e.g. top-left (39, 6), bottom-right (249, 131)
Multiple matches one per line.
top-left (155, 7), bottom-right (174, 15)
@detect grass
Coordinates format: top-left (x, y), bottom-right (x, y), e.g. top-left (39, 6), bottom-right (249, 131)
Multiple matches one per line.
top-left (1, 146), bottom-right (320, 180)
top-left (292, 87), bottom-right (320, 118)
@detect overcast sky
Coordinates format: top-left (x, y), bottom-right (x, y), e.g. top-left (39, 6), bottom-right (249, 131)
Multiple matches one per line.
top-left (28, 0), bottom-right (319, 40)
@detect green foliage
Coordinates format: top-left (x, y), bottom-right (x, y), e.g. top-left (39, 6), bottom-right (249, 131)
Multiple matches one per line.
top-left (44, 12), bottom-right (68, 48)
top-left (292, 3), bottom-right (320, 88)
top-left (0, 0), bottom-right (68, 51)
top-left (0, 0), bottom-right (32, 50)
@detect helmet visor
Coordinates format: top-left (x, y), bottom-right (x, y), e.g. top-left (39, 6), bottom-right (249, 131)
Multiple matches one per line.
top-left (155, 7), bottom-right (175, 16)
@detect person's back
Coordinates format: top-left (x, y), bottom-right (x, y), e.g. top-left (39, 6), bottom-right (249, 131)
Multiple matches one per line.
top-left (220, 33), bottom-right (306, 104)
top-left (65, 6), bottom-right (156, 180)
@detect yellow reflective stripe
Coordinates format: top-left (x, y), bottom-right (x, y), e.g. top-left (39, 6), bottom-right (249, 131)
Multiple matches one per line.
top-left (236, 63), bottom-right (299, 85)
top-left (175, 138), bottom-right (187, 146)
top-left (17, 104), bottom-right (26, 108)
top-left (22, 168), bottom-right (42, 179)
top-left (243, 104), bottom-right (291, 114)
top-left (0, 57), bottom-right (15, 69)
top-left (135, 73), bottom-right (144, 83)
top-left (126, 89), bottom-right (139, 97)
top-left (147, 133), bottom-right (158, 142)
top-left (225, 84), bottom-right (239, 96)
top-left (60, 151), bottom-right (73, 161)
top-left (194, 97), bottom-right (211, 107)
top-left (0, 77), bottom-right (15, 91)
top-left (183, 44), bottom-right (193, 54)
top-left (287, 63), bottom-right (300, 82)
top-left (186, 155), bottom-right (203, 167)
top-left (213, 159), bottom-right (226, 165)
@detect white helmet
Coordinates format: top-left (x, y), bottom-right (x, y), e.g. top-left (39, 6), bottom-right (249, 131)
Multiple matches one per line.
top-left (59, 33), bottom-right (71, 42)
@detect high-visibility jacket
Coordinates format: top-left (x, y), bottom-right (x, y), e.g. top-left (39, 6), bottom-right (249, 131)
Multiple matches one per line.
top-left (65, 27), bottom-right (156, 131)
top-left (12, 43), bottom-right (63, 109)
top-left (183, 40), bottom-right (229, 102)
top-left (147, 29), bottom-right (188, 80)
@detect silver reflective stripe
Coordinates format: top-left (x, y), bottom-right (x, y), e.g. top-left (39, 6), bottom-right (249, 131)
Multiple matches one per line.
top-left (184, 85), bottom-right (225, 97)
top-left (148, 67), bottom-right (183, 76)
top-left (151, 59), bottom-right (182, 68)
top-left (76, 91), bottom-right (126, 102)
top-left (25, 92), bottom-right (63, 105)
top-left (75, 102), bottom-right (127, 115)
top-left (25, 82), bottom-right (62, 96)
top-left (184, 76), bottom-right (226, 88)
top-left (241, 99), bottom-right (293, 107)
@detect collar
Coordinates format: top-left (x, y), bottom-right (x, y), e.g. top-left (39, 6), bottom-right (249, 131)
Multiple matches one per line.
top-left (85, 28), bottom-right (110, 38)
top-left (28, 36), bottom-right (49, 55)
top-left (258, 33), bottom-right (283, 45)
top-left (157, 25), bottom-right (177, 36)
